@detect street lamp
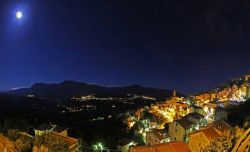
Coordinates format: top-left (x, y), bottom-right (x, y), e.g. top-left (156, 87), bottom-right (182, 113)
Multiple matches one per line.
top-left (98, 143), bottom-right (103, 151)
top-left (93, 142), bottom-right (104, 152)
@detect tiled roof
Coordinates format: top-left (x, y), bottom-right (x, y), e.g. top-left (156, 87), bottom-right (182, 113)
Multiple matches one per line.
top-left (176, 119), bottom-right (193, 129)
top-left (213, 119), bottom-right (232, 133)
top-left (51, 132), bottom-right (78, 146)
top-left (186, 112), bottom-right (204, 120)
top-left (176, 112), bottom-right (204, 129)
top-left (147, 129), bottom-right (170, 141)
top-left (202, 128), bottom-right (220, 140)
top-left (130, 141), bottom-right (190, 152)
top-left (190, 127), bottom-right (220, 141)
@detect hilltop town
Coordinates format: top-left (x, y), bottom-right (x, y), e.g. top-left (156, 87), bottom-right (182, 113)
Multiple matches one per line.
top-left (120, 74), bottom-right (250, 152)
top-left (0, 75), bottom-right (249, 152)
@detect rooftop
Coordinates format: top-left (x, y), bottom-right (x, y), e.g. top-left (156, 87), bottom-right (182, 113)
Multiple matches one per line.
top-left (130, 141), bottom-right (190, 152)
top-left (51, 132), bottom-right (77, 146)
top-left (189, 127), bottom-right (220, 140)
top-left (176, 112), bottom-right (204, 129)
top-left (147, 129), bottom-right (170, 141)
top-left (213, 119), bottom-right (232, 133)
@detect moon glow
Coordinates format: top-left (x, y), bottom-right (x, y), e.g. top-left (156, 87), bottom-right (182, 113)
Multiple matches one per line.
top-left (16, 11), bottom-right (23, 19)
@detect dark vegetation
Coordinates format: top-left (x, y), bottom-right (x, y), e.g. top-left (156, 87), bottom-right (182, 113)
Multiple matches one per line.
top-left (2, 81), bottom-right (182, 148)
top-left (0, 93), bottom-right (158, 149)
top-left (4, 80), bottom-right (250, 149)
top-left (228, 98), bottom-right (250, 127)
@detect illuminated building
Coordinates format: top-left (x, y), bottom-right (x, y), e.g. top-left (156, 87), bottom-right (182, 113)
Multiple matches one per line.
top-left (169, 112), bottom-right (206, 143)
top-left (203, 102), bottom-right (217, 121)
top-left (146, 129), bottom-right (172, 145)
top-left (188, 127), bottom-right (220, 152)
top-left (246, 84), bottom-right (250, 99)
top-left (190, 105), bottom-right (204, 115)
top-left (148, 99), bottom-right (190, 125)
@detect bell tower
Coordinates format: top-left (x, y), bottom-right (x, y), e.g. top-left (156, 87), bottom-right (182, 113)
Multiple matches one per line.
top-left (173, 90), bottom-right (176, 97)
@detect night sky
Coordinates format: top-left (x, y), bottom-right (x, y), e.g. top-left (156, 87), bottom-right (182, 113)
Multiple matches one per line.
top-left (1, 0), bottom-right (250, 94)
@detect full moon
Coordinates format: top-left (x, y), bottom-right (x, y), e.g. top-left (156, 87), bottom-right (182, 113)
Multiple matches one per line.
top-left (16, 11), bottom-right (23, 19)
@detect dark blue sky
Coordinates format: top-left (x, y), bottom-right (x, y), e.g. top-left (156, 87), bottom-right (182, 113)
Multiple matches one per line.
top-left (1, 0), bottom-right (250, 94)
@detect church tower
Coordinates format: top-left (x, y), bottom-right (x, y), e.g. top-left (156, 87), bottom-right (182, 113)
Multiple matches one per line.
top-left (173, 90), bottom-right (176, 97)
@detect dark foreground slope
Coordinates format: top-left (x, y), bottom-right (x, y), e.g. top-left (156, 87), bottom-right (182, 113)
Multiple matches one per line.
top-left (0, 93), bottom-right (158, 149)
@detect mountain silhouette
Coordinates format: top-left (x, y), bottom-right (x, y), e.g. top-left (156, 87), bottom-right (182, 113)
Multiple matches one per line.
top-left (7, 80), bottom-right (181, 100)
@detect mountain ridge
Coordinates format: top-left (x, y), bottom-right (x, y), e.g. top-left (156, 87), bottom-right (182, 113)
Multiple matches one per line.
top-left (6, 80), bottom-right (182, 100)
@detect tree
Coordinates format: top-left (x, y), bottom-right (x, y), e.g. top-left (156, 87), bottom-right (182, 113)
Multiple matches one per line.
top-left (230, 126), bottom-right (244, 147)
top-left (4, 119), bottom-right (29, 132)
top-left (0, 134), bottom-right (18, 152)
top-left (6, 130), bottom-right (19, 141)
top-left (201, 136), bottom-right (232, 152)
top-left (6, 129), bottom-right (33, 152)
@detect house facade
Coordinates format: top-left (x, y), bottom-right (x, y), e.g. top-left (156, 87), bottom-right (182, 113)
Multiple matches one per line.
top-left (169, 112), bottom-right (206, 143)
top-left (146, 129), bottom-right (172, 145)
top-left (188, 127), bottom-right (220, 152)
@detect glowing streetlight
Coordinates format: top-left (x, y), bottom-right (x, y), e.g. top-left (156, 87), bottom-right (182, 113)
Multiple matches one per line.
top-left (98, 143), bottom-right (103, 150)
top-left (93, 142), bottom-right (104, 152)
